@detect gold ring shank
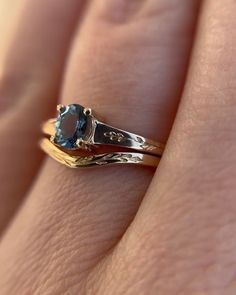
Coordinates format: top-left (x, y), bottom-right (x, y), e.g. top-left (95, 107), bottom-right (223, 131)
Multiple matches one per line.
top-left (40, 138), bottom-right (160, 168)
top-left (42, 119), bottom-right (165, 156)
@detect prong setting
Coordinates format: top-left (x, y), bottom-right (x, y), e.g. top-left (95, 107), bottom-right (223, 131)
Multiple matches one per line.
top-left (76, 138), bottom-right (92, 151)
top-left (57, 104), bottom-right (66, 113)
top-left (50, 135), bottom-right (55, 143)
top-left (76, 139), bottom-right (84, 148)
top-left (84, 108), bottom-right (92, 116)
top-left (54, 104), bottom-right (92, 149)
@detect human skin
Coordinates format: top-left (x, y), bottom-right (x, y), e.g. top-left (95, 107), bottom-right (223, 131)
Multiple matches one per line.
top-left (0, 0), bottom-right (235, 294)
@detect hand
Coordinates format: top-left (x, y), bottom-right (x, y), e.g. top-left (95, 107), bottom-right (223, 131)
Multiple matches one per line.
top-left (0, 0), bottom-right (235, 294)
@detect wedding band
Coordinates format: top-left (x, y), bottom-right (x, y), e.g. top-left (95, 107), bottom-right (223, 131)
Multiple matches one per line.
top-left (40, 138), bottom-right (160, 168)
top-left (42, 104), bottom-right (165, 155)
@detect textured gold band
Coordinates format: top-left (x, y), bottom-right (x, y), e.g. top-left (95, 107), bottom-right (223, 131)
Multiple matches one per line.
top-left (40, 138), bottom-right (160, 168)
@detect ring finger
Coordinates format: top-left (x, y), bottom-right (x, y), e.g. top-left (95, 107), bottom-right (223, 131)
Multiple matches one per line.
top-left (0, 1), bottom-right (200, 294)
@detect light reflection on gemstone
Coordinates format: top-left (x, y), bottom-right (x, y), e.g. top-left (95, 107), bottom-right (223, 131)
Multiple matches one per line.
top-left (60, 113), bottom-right (77, 139)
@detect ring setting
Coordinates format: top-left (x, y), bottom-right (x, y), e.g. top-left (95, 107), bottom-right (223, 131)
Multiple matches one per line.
top-left (53, 104), bottom-right (93, 149)
top-left (41, 103), bottom-right (165, 168)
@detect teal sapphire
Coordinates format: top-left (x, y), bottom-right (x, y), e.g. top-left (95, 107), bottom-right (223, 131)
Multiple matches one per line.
top-left (54, 104), bottom-right (89, 148)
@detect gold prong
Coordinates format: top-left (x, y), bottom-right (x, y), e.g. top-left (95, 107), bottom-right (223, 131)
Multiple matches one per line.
top-left (84, 108), bottom-right (92, 116)
top-left (50, 135), bottom-right (55, 143)
top-left (57, 104), bottom-right (65, 112)
top-left (76, 139), bottom-right (84, 148)
top-left (76, 139), bottom-right (92, 151)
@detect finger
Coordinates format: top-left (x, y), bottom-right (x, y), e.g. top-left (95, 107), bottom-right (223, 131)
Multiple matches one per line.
top-left (106, 0), bottom-right (236, 294)
top-left (0, 1), bottom-right (200, 294)
top-left (0, 0), bottom-right (85, 233)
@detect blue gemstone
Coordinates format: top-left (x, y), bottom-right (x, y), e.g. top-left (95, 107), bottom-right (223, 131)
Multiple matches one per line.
top-left (54, 104), bottom-right (88, 148)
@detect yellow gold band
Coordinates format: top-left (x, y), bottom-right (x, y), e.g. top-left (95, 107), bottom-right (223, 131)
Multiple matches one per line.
top-left (40, 138), bottom-right (160, 168)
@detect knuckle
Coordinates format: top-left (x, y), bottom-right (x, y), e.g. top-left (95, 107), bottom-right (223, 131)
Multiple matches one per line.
top-left (94, 0), bottom-right (145, 24)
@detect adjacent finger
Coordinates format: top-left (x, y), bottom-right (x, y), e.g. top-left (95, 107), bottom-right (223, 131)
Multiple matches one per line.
top-left (0, 0), bottom-right (85, 233)
top-left (105, 1), bottom-right (236, 294)
top-left (0, 0), bottom-right (200, 294)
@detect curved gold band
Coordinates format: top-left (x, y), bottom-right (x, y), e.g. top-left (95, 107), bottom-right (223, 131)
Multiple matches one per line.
top-left (40, 138), bottom-right (160, 168)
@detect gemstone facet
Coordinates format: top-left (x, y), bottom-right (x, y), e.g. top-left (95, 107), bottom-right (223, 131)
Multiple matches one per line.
top-left (54, 104), bottom-right (90, 148)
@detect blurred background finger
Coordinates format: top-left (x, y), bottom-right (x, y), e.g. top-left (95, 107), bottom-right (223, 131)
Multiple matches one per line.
top-left (0, 0), bottom-right (86, 234)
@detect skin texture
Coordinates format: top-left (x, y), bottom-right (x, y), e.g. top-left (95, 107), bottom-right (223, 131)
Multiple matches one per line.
top-left (0, 0), bottom-right (236, 294)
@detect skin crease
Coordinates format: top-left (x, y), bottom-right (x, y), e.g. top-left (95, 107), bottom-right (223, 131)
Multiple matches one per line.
top-left (0, 0), bottom-right (236, 295)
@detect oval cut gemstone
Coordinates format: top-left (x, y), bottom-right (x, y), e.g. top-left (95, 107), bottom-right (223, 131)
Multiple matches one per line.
top-left (54, 104), bottom-right (89, 148)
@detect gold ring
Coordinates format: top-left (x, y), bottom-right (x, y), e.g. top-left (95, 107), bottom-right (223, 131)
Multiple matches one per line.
top-left (40, 138), bottom-right (160, 168)
top-left (41, 104), bottom-right (164, 168)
